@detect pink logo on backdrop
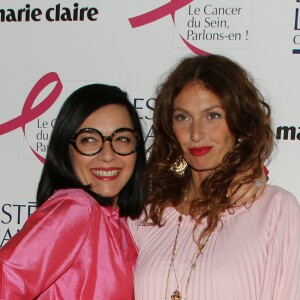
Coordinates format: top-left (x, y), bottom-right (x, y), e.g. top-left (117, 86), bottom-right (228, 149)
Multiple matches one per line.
top-left (128, 0), bottom-right (209, 55)
top-left (0, 72), bottom-right (63, 163)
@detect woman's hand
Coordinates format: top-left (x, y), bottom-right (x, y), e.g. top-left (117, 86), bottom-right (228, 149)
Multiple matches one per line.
top-left (227, 171), bottom-right (267, 206)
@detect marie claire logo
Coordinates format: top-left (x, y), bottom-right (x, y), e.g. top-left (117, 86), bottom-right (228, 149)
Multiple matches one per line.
top-left (0, 72), bottom-right (63, 163)
top-left (129, 0), bottom-right (251, 54)
top-left (0, 3), bottom-right (98, 22)
top-left (276, 125), bottom-right (300, 140)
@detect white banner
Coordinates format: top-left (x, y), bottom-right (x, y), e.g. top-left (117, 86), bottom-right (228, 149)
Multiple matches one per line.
top-left (1, 0), bottom-right (299, 247)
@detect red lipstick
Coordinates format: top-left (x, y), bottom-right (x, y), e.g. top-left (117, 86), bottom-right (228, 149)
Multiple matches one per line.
top-left (189, 147), bottom-right (212, 156)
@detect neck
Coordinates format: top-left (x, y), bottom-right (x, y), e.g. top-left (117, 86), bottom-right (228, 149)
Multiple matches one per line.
top-left (112, 196), bottom-right (118, 208)
top-left (175, 189), bottom-right (199, 216)
top-left (188, 181), bottom-right (202, 202)
top-left (190, 167), bottom-right (215, 186)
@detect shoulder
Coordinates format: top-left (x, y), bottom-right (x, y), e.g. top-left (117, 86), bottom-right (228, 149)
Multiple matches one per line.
top-left (28, 189), bottom-right (99, 226)
top-left (48, 188), bottom-right (97, 203)
top-left (1, 189), bottom-right (98, 255)
top-left (227, 185), bottom-right (300, 229)
top-left (258, 185), bottom-right (300, 230)
top-left (127, 209), bottom-right (149, 248)
top-left (127, 216), bottom-right (142, 238)
top-left (262, 185), bottom-right (300, 212)
top-left (44, 188), bottom-right (98, 212)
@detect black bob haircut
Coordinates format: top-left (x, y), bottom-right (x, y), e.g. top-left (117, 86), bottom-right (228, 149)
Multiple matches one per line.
top-left (36, 84), bottom-right (146, 218)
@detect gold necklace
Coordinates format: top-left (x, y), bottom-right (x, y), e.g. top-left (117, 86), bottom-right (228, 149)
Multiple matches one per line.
top-left (164, 198), bottom-right (211, 300)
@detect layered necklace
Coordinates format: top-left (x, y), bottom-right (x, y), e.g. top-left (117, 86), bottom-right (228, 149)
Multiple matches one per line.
top-left (164, 195), bottom-right (212, 300)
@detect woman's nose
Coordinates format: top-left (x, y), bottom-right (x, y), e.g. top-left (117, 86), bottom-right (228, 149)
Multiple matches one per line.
top-left (96, 141), bottom-right (115, 162)
top-left (191, 120), bottom-right (205, 142)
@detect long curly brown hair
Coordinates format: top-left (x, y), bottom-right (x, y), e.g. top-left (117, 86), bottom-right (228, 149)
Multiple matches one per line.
top-left (143, 54), bottom-right (274, 246)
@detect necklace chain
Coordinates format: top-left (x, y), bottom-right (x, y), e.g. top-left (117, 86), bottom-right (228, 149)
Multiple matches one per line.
top-left (172, 249), bottom-right (199, 288)
top-left (164, 194), bottom-right (212, 300)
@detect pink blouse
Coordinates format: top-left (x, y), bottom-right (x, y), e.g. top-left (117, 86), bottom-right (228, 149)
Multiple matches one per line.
top-left (0, 189), bottom-right (137, 299)
top-left (129, 185), bottom-right (300, 300)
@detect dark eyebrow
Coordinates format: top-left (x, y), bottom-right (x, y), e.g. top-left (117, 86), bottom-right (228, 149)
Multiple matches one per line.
top-left (173, 105), bottom-right (224, 114)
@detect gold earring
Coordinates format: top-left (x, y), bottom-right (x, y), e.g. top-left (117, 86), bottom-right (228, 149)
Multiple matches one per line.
top-left (170, 156), bottom-right (188, 177)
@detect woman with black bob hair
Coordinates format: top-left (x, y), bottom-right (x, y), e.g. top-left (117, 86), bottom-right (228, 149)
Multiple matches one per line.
top-left (37, 83), bottom-right (145, 218)
top-left (0, 83), bottom-right (146, 299)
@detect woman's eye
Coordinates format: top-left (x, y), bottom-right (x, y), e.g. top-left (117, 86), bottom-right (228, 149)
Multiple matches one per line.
top-left (116, 136), bottom-right (130, 143)
top-left (208, 111), bottom-right (221, 119)
top-left (80, 136), bottom-right (96, 144)
top-left (174, 113), bottom-right (188, 121)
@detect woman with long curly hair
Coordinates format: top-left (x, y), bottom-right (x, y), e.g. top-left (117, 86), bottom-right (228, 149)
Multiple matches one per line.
top-left (129, 54), bottom-right (300, 300)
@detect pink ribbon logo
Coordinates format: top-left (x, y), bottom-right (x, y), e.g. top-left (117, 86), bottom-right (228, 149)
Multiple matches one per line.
top-left (129, 0), bottom-right (209, 55)
top-left (0, 72), bottom-right (63, 163)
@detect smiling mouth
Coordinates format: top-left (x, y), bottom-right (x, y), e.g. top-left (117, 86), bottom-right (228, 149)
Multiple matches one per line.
top-left (92, 169), bottom-right (120, 177)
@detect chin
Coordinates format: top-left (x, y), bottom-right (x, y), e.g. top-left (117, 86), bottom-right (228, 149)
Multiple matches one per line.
top-left (191, 164), bottom-right (221, 172)
top-left (94, 191), bottom-right (118, 198)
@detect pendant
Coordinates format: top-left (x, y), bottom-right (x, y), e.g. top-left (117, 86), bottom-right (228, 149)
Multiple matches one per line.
top-left (171, 290), bottom-right (182, 300)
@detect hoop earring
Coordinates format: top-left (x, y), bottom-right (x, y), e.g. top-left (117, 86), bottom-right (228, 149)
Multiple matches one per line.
top-left (170, 155), bottom-right (188, 177)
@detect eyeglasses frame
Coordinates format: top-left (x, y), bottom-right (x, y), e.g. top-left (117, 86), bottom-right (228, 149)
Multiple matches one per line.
top-left (70, 127), bottom-right (140, 156)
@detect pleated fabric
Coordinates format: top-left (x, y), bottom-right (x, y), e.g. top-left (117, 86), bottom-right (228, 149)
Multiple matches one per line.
top-left (128, 185), bottom-right (300, 300)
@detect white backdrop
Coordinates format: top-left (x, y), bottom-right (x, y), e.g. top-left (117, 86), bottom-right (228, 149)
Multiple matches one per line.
top-left (1, 0), bottom-right (299, 247)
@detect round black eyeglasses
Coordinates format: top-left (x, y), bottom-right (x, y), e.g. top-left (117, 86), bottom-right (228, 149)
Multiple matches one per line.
top-left (70, 127), bottom-right (140, 156)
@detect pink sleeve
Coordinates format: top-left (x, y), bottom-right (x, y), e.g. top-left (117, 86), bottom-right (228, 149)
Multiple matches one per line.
top-left (0, 191), bottom-right (92, 299)
top-left (261, 192), bottom-right (300, 299)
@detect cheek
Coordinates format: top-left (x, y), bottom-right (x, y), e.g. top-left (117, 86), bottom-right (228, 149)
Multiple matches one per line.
top-left (124, 155), bottom-right (137, 176)
top-left (223, 133), bottom-right (235, 152)
top-left (69, 150), bottom-right (88, 180)
top-left (215, 123), bottom-right (235, 148)
top-left (173, 126), bottom-right (186, 145)
top-left (69, 149), bottom-right (77, 169)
